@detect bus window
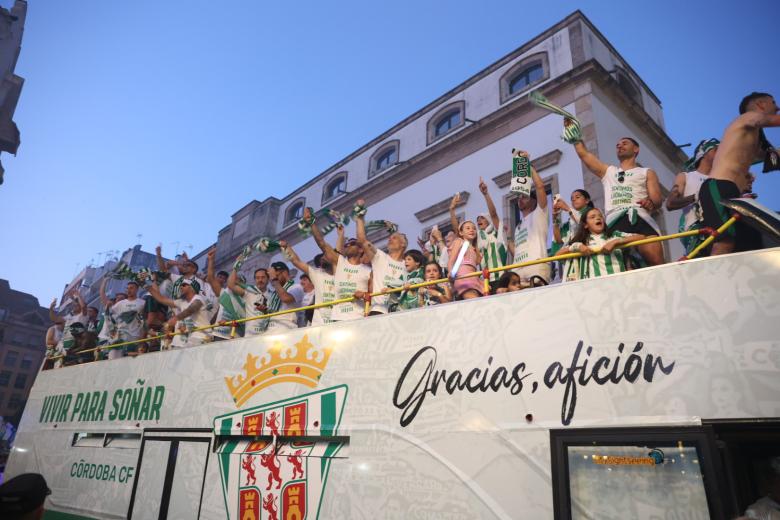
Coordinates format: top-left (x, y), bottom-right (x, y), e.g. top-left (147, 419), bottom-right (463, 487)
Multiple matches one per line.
top-left (550, 426), bottom-right (730, 520)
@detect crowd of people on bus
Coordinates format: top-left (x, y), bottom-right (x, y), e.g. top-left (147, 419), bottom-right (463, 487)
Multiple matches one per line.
top-left (43, 91), bottom-right (779, 368)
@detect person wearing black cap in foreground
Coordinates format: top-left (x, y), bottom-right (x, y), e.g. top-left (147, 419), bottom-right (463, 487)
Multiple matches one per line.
top-left (0, 473), bottom-right (51, 520)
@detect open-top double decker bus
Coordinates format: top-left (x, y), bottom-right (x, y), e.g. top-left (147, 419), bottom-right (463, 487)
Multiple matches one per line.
top-left (5, 212), bottom-right (780, 519)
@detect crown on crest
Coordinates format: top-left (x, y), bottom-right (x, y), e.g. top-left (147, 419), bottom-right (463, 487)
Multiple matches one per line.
top-left (224, 335), bottom-right (333, 407)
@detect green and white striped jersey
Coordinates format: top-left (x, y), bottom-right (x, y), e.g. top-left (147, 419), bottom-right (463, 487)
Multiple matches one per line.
top-left (576, 231), bottom-right (629, 279)
top-left (477, 224), bottom-right (507, 282)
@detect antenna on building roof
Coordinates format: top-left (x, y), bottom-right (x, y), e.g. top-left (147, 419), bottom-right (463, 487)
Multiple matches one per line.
top-left (136, 233), bottom-right (143, 245)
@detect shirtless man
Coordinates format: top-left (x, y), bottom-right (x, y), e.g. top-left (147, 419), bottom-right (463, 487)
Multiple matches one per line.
top-left (699, 92), bottom-right (780, 255)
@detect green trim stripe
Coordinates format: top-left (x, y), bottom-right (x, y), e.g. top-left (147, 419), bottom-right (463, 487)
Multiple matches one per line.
top-left (708, 180), bottom-right (736, 237)
top-left (320, 391), bottom-right (336, 436)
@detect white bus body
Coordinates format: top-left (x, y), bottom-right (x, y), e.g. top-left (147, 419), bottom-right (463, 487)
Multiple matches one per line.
top-left (6, 248), bottom-right (780, 519)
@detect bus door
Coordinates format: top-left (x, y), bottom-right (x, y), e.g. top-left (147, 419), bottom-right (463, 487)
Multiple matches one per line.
top-left (127, 428), bottom-right (212, 520)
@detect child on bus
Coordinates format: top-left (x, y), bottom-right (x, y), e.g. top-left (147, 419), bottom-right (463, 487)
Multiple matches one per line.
top-left (494, 271), bottom-right (522, 294)
top-left (556, 207), bottom-right (644, 279)
top-left (395, 249), bottom-right (426, 311)
top-left (418, 261), bottom-right (452, 306)
top-left (552, 189), bottom-right (594, 282)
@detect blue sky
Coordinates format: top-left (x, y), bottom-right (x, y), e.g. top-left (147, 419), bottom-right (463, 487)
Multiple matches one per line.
top-left (0, 0), bottom-right (778, 306)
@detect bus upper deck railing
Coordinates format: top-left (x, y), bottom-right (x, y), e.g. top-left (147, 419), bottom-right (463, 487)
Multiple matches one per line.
top-left (46, 215), bottom-right (738, 365)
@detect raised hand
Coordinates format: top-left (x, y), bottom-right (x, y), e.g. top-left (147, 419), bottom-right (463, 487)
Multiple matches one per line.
top-left (553, 198), bottom-right (570, 213)
top-left (450, 192), bottom-right (461, 209)
top-left (478, 177), bottom-right (488, 195)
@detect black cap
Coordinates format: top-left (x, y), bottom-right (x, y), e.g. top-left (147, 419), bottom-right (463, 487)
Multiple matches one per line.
top-left (270, 261), bottom-right (289, 272)
top-left (0, 473), bottom-right (51, 516)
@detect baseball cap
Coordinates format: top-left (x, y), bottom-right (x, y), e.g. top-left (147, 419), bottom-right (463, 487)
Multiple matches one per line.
top-left (270, 261), bottom-right (289, 272)
top-left (684, 138), bottom-right (719, 171)
top-left (0, 473), bottom-right (51, 516)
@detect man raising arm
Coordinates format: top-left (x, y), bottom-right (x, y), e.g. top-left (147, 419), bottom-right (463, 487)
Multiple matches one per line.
top-left (307, 206), bottom-right (370, 321)
top-left (228, 267), bottom-right (270, 337)
top-left (511, 150), bottom-right (552, 285)
top-left (355, 199), bottom-right (406, 315)
top-left (566, 120), bottom-right (665, 266)
top-left (476, 177), bottom-right (508, 290)
top-left (148, 280), bottom-right (210, 348)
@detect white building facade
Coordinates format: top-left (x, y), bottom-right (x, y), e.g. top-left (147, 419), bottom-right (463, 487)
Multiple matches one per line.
top-left (196, 11), bottom-right (687, 276)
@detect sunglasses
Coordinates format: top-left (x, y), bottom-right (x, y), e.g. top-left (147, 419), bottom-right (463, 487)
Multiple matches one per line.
top-left (617, 170), bottom-right (625, 183)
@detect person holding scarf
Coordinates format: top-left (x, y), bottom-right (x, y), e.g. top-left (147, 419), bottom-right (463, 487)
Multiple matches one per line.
top-left (207, 248), bottom-right (245, 340)
top-left (355, 198), bottom-right (407, 316)
top-left (475, 177), bottom-right (508, 292)
top-left (565, 123), bottom-right (664, 266)
top-left (306, 206), bottom-right (371, 321)
top-left (666, 138), bottom-right (718, 255)
top-left (508, 150), bottom-right (552, 285)
top-left (552, 189), bottom-right (594, 282)
top-left (264, 261), bottom-right (303, 333)
top-left (280, 235), bottom-right (341, 327)
top-left (384, 249), bottom-right (426, 311)
top-left (228, 267), bottom-right (270, 336)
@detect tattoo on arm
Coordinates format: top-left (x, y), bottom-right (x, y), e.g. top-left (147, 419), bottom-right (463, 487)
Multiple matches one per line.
top-left (176, 299), bottom-right (203, 320)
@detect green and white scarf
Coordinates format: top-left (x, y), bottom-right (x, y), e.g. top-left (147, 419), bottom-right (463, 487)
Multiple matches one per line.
top-left (268, 280), bottom-right (294, 314)
top-left (477, 220), bottom-right (507, 282)
top-left (529, 90), bottom-right (582, 144)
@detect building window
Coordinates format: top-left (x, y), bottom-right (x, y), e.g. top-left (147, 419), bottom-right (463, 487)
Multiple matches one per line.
top-left (509, 62), bottom-right (543, 95)
top-left (615, 68), bottom-right (642, 106)
top-left (20, 354), bottom-right (33, 370)
top-left (500, 52), bottom-right (550, 103)
top-left (9, 393), bottom-right (22, 410)
top-left (14, 373), bottom-right (26, 389)
top-left (426, 101), bottom-right (466, 145)
top-left (436, 110), bottom-right (461, 136)
top-left (369, 140), bottom-right (400, 177)
top-left (4, 350), bottom-right (18, 367)
top-left (0, 370), bottom-right (10, 386)
top-left (284, 199), bottom-right (305, 226)
top-left (376, 149), bottom-right (397, 171)
top-left (322, 173), bottom-right (348, 204)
